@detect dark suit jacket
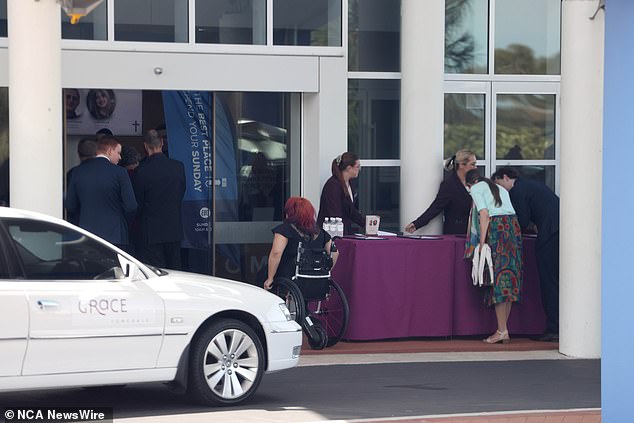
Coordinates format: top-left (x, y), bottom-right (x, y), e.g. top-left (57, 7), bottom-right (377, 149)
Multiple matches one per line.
top-left (133, 153), bottom-right (186, 244)
top-left (412, 171), bottom-right (472, 235)
top-left (65, 160), bottom-right (91, 225)
top-left (509, 177), bottom-right (560, 246)
top-left (66, 157), bottom-right (137, 245)
top-left (317, 176), bottom-right (365, 235)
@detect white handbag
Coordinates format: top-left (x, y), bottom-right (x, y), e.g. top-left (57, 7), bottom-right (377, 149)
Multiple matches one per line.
top-left (472, 243), bottom-right (494, 287)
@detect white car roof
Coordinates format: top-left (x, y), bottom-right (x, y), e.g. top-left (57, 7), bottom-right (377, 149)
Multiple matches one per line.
top-left (0, 206), bottom-right (71, 226)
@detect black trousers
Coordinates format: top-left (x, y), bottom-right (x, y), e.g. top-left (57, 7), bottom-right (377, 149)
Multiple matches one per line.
top-left (138, 241), bottom-right (182, 270)
top-left (535, 234), bottom-right (560, 334)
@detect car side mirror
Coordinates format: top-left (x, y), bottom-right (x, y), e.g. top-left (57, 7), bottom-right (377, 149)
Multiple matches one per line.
top-left (117, 254), bottom-right (144, 280)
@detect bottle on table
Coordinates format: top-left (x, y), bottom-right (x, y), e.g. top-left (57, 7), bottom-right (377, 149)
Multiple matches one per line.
top-left (323, 218), bottom-right (331, 235)
top-left (328, 217), bottom-right (337, 237)
top-left (335, 217), bottom-right (344, 238)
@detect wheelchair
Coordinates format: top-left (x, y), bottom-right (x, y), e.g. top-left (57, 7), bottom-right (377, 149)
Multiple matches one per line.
top-left (270, 242), bottom-right (349, 350)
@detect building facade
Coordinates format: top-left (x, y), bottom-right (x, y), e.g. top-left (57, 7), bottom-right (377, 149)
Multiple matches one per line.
top-left (0, 0), bottom-right (603, 361)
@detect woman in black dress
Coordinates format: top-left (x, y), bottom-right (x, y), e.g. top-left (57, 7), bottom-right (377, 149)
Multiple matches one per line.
top-left (264, 197), bottom-right (338, 289)
top-left (405, 149), bottom-right (477, 235)
top-left (316, 152), bottom-right (365, 235)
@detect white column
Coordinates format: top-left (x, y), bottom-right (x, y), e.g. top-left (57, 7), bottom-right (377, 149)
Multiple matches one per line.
top-left (400, 0), bottom-right (445, 234)
top-left (8, 0), bottom-right (63, 217)
top-left (559, 0), bottom-right (603, 358)
top-left (303, 57), bottom-right (348, 208)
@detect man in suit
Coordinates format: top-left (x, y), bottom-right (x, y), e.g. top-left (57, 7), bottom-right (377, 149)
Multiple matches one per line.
top-left (492, 167), bottom-right (560, 342)
top-left (66, 136), bottom-right (137, 250)
top-left (133, 129), bottom-right (186, 269)
top-left (65, 138), bottom-right (97, 225)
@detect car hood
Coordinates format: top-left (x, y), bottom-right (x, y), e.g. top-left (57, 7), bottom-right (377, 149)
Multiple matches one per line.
top-left (150, 269), bottom-right (281, 313)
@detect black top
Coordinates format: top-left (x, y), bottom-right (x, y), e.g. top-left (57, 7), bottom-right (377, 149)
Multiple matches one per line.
top-left (133, 153), bottom-right (186, 244)
top-left (272, 222), bottom-right (331, 279)
top-left (317, 176), bottom-right (365, 235)
top-left (412, 171), bottom-right (472, 235)
top-left (509, 177), bottom-right (560, 245)
top-left (65, 157), bottom-right (137, 245)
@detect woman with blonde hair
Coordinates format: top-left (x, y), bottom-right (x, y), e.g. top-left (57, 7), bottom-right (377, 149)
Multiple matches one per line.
top-left (405, 149), bottom-right (477, 234)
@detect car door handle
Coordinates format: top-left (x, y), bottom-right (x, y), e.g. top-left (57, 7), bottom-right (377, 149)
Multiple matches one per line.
top-left (37, 300), bottom-right (59, 309)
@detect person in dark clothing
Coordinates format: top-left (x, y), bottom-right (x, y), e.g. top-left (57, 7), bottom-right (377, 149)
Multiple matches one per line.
top-left (405, 149), bottom-right (477, 235)
top-left (316, 152), bottom-right (365, 235)
top-left (133, 129), bottom-right (186, 269)
top-left (65, 136), bottom-right (137, 250)
top-left (119, 145), bottom-right (141, 172)
top-left (492, 167), bottom-right (560, 342)
top-left (264, 197), bottom-right (338, 289)
top-left (66, 138), bottom-right (97, 225)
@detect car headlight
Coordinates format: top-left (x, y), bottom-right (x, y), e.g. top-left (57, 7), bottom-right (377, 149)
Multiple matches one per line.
top-left (279, 303), bottom-right (293, 321)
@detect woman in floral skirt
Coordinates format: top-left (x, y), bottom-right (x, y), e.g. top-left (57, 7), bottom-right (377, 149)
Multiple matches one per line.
top-left (465, 169), bottom-right (523, 344)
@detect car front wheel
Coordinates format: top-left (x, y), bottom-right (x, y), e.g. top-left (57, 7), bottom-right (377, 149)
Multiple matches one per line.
top-left (188, 319), bottom-right (264, 406)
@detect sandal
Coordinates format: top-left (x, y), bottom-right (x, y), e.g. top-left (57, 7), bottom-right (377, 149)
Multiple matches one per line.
top-left (483, 330), bottom-right (510, 344)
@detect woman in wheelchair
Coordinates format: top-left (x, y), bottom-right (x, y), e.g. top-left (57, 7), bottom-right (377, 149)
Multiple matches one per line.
top-left (263, 197), bottom-right (338, 290)
top-left (263, 197), bottom-right (349, 349)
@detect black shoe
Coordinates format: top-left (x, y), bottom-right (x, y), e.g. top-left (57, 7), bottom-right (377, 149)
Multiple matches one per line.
top-left (531, 332), bottom-right (559, 342)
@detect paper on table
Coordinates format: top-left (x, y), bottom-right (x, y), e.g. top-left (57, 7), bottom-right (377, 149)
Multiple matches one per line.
top-left (398, 234), bottom-right (443, 240)
top-left (377, 230), bottom-right (397, 237)
top-left (351, 234), bottom-right (389, 240)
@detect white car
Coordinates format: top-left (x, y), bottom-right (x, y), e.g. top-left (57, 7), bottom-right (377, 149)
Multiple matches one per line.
top-left (0, 207), bottom-right (302, 406)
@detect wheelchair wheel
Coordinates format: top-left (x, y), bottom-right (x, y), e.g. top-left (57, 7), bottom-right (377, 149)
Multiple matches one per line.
top-left (305, 279), bottom-right (349, 347)
top-left (270, 277), bottom-right (305, 324)
top-left (306, 319), bottom-right (328, 350)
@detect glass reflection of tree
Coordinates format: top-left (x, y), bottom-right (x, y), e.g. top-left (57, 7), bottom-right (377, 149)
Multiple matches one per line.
top-left (445, 0), bottom-right (476, 73)
top-left (496, 95), bottom-right (555, 160)
top-left (444, 94), bottom-right (485, 159)
top-left (495, 44), bottom-right (560, 75)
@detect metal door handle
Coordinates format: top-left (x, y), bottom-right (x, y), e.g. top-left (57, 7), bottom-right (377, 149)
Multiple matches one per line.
top-left (37, 300), bottom-right (59, 309)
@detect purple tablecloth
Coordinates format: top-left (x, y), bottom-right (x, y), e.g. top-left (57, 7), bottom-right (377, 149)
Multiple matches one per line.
top-left (331, 235), bottom-right (546, 340)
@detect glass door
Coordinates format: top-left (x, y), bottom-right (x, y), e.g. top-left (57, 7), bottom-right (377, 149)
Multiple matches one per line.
top-left (212, 92), bottom-right (299, 283)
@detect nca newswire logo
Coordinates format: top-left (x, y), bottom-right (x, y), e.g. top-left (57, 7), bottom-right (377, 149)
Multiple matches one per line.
top-left (3, 407), bottom-right (112, 423)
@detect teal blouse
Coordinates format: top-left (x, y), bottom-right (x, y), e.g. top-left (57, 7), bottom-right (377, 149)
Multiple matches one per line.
top-left (470, 181), bottom-right (515, 216)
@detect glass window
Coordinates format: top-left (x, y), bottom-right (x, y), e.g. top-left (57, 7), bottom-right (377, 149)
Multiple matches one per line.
top-left (61, 1), bottom-right (107, 40)
top-left (356, 167), bottom-right (400, 233)
top-left (114, 0), bottom-right (188, 42)
top-left (0, 87), bottom-right (7, 207)
top-left (496, 94), bottom-right (555, 160)
top-left (494, 0), bottom-right (561, 75)
top-left (348, 79), bottom-right (400, 160)
top-left (495, 165), bottom-right (555, 192)
top-left (348, 0), bottom-right (400, 72)
top-left (445, 0), bottom-right (488, 74)
top-left (444, 93), bottom-right (485, 160)
top-left (4, 219), bottom-right (122, 280)
top-left (0, 0), bottom-right (6, 37)
top-left (213, 92), bottom-right (293, 282)
top-left (273, 0), bottom-right (342, 46)
top-left (195, 0), bottom-right (266, 45)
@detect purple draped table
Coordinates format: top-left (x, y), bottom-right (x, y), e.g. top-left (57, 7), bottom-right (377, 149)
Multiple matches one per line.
top-left (331, 235), bottom-right (546, 340)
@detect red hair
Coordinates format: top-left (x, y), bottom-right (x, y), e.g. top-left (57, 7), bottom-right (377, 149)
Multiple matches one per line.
top-left (284, 197), bottom-right (317, 235)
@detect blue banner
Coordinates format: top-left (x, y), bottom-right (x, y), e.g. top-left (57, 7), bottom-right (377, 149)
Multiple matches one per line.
top-left (162, 91), bottom-right (213, 248)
